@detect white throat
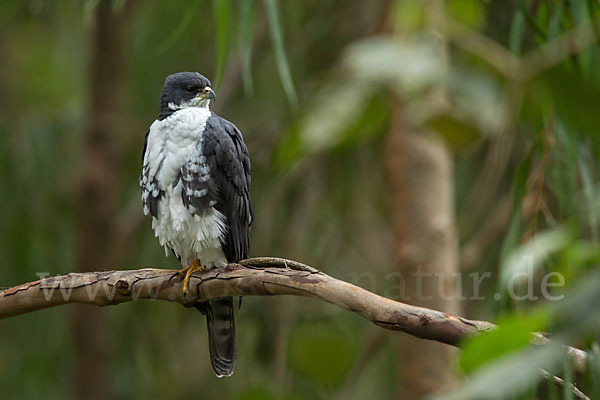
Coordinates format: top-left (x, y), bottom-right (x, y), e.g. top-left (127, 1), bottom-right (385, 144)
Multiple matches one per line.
top-left (168, 98), bottom-right (211, 111)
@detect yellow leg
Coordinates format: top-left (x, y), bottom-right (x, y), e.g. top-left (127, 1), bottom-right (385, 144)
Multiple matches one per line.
top-left (176, 258), bottom-right (205, 295)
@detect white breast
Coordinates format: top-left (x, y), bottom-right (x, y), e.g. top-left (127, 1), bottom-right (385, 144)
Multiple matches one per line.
top-left (144, 108), bottom-right (227, 268)
top-left (146, 107), bottom-right (210, 187)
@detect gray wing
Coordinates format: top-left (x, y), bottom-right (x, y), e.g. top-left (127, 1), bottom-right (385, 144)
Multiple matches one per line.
top-left (180, 113), bottom-right (252, 262)
top-left (176, 114), bottom-right (250, 377)
top-left (140, 129), bottom-right (163, 218)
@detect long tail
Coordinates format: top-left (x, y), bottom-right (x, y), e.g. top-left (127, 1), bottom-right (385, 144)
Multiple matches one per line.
top-left (204, 296), bottom-right (236, 377)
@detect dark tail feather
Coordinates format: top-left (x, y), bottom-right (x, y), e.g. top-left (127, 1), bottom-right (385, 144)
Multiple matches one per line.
top-left (205, 297), bottom-right (236, 377)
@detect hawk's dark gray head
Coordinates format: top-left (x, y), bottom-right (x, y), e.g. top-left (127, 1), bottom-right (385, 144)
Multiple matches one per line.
top-left (159, 72), bottom-right (216, 119)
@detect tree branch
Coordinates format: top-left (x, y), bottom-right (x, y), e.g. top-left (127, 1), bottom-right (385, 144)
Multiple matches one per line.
top-left (0, 257), bottom-right (587, 370)
top-left (0, 257), bottom-right (491, 345)
top-left (435, 11), bottom-right (600, 81)
top-left (541, 369), bottom-right (590, 400)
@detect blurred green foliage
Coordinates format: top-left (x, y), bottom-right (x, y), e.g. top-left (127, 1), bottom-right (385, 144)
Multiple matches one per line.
top-left (289, 324), bottom-right (355, 389)
top-left (458, 310), bottom-right (550, 375)
top-left (0, 0), bottom-right (599, 399)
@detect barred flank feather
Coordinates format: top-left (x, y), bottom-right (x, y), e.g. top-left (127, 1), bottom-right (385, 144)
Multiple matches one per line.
top-left (205, 297), bottom-right (236, 377)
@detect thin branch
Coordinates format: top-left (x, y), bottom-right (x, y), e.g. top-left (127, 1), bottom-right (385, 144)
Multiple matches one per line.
top-left (541, 369), bottom-right (590, 400)
top-left (533, 334), bottom-right (588, 374)
top-left (436, 12), bottom-right (600, 81)
top-left (0, 257), bottom-right (587, 371)
top-left (433, 13), bottom-right (520, 79)
top-left (521, 18), bottom-right (600, 80)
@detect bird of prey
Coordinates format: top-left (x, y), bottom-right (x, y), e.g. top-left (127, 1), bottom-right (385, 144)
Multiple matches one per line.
top-left (140, 72), bottom-right (252, 377)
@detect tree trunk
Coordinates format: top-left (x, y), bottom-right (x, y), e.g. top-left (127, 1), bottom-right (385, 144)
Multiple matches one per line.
top-left (385, 103), bottom-right (460, 399)
top-left (72, 1), bottom-right (131, 399)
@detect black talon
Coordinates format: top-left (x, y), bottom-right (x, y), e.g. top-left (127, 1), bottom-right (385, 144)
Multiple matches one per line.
top-left (169, 271), bottom-right (181, 282)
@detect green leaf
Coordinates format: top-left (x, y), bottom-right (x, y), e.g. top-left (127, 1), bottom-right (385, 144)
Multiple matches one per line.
top-left (234, 385), bottom-right (276, 400)
top-left (552, 270), bottom-right (600, 335)
top-left (0, 0), bottom-right (23, 28)
top-left (390, 0), bottom-right (424, 32)
top-left (274, 90), bottom-right (387, 169)
top-left (509, 10), bottom-right (526, 55)
top-left (338, 93), bottom-right (389, 148)
top-left (543, 121), bottom-right (579, 222)
top-left (459, 310), bottom-right (550, 374)
top-left (213, 0), bottom-right (231, 90)
top-left (298, 80), bottom-right (373, 154)
top-left (156, 0), bottom-right (202, 55)
top-left (446, 0), bottom-right (485, 30)
top-left (499, 156), bottom-right (531, 270)
top-left (289, 326), bottom-right (355, 389)
top-left (238, 0), bottom-right (255, 96)
top-left (569, 0), bottom-right (594, 78)
top-left (535, 68), bottom-right (600, 135)
top-left (518, 0), bottom-right (547, 42)
top-left (431, 342), bottom-right (563, 400)
top-left (344, 37), bottom-right (444, 92)
top-left (273, 124), bottom-right (302, 169)
top-left (547, 0), bottom-right (563, 39)
top-left (577, 145), bottom-right (599, 241)
top-left (425, 114), bottom-right (481, 149)
top-left (500, 227), bottom-right (570, 290)
top-left (533, 0), bottom-right (549, 43)
top-left (563, 355), bottom-right (574, 400)
top-left (263, 0), bottom-right (298, 109)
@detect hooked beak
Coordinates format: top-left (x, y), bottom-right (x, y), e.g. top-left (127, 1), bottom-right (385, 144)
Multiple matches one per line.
top-left (203, 87), bottom-right (216, 101)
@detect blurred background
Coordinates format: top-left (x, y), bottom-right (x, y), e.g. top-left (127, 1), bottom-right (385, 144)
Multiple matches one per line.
top-left (1, 0), bottom-right (600, 399)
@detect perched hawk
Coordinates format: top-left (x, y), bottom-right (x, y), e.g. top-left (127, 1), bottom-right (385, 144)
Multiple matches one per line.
top-left (140, 72), bottom-right (252, 377)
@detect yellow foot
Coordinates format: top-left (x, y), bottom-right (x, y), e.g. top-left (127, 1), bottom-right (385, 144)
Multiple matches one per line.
top-left (175, 258), bottom-right (205, 296)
